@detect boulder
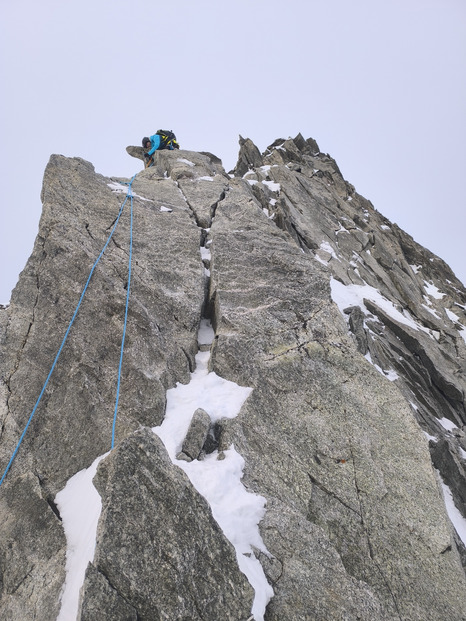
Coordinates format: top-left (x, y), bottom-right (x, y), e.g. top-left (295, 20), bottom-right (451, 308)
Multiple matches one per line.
top-left (179, 407), bottom-right (211, 461)
top-left (233, 135), bottom-right (264, 177)
top-left (80, 428), bottom-right (254, 620)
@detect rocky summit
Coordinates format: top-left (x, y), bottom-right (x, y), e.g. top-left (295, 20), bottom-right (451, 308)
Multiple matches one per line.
top-left (1, 134), bottom-right (466, 620)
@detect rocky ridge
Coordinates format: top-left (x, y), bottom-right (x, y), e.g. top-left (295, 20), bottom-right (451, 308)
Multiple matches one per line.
top-left (0, 135), bottom-right (465, 619)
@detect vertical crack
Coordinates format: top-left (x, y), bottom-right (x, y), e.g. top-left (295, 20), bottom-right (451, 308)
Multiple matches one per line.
top-left (36, 473), bottom-right (62, 521)
top-left (170, 173), bottom-right (230, 330)
top-left (174, 178), bottom-right (229, 326)
top-left (175, 181), bottom-right (200, 226)
top-left (175, 178), bottom-right (227, 231)
top-left (209, 189), bottom-right (226, 223)
top-left (85, 222), bottom-right (95, 240)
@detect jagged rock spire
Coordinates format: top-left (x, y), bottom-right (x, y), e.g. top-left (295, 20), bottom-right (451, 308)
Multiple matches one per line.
top-left (233, 135), bottom-right (264, 177)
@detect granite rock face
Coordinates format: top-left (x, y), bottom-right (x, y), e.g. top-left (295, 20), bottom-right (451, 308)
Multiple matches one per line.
top-left (80, 428), bottom-right (254, 620)
top-left (0, 137), bottom-right (465, 620)
top-left (208, 164), bottom-right (466, 620)
top-left (0, 153), bottom-right (206, 619)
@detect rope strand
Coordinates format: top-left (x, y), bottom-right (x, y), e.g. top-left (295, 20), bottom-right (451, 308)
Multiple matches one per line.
top-left (0, 175), bottom-right (137, 487)
top-left (112, 182), bottom-right (134, 448)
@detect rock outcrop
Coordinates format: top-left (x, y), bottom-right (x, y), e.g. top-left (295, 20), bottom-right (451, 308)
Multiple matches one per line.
top-left (0, 135), bottom-right (465, 620)
top-left (80, 428), bottom-right (254, 620)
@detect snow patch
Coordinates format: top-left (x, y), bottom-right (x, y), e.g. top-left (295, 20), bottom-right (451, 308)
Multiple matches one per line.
top-left (319, 241), bottom-right (340, 261)
top-left (107, 182), bottom-right (153, 202)
top-left (424, 281), bottom-right (445, 299)
top-left (55, 453), bottom-right (109, 621)
top-left (314, 254), bottom-right (329, 266)
top-left (410, 264), bottom-right (422, 274)
top-left (383, 368), bottom-right (399, 381)
top-left (262, 180), bottom-right (280, 193)
top-left (197, 318), bottom-right (214, 344)
top-left (445, 308), bottom-right (466, 343)
top-left (445, 308), bottom-right (460, 323)
top-left (197, 175), bottom-right (214, 181)
top-left (421, 303), bottom-right (441, 319)
top-left (200, 246), bottom-right (211, 261)
top-left (460, 328), bottom-right (466, 345)
top-left (153, 321), bottom-right (273, 620)
top-left (438, 417), bottom-right (458, 432)
top-left (177, 158), bottom-right (195, 166)
top-left (160, 206), bottom-right (173, 212)
top-left (364, 352), bottom-right (399, 381)
top-left (330, 279), bottom-right (428, 334)
top-left (438, 474), bottom-right (466, 547)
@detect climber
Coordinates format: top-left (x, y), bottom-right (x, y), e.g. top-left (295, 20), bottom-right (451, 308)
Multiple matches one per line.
top-left (142, 130), bottom-right (180, 167)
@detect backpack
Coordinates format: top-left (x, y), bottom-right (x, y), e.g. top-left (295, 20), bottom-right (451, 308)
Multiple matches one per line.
top-left (156, 129), bottom-right (179, 150)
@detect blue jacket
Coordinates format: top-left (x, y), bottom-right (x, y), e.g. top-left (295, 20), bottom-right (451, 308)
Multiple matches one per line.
top-left (147, 133), bottom-right (175, 156)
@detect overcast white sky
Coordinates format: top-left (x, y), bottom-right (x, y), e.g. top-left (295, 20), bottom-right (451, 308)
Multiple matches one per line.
top-left (1, 0), bottom-right (465, 304)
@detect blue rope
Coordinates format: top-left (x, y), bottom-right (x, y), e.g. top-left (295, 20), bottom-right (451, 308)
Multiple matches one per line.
top-left (0, 175), bottom-right (137, 487)
top-left (111, 181), bottom-right (133, 448)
